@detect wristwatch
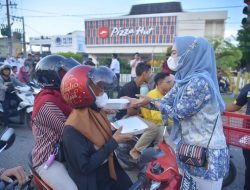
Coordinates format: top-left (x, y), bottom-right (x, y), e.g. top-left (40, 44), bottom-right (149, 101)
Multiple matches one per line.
top-left (150, 98), bottom-right (157, 105)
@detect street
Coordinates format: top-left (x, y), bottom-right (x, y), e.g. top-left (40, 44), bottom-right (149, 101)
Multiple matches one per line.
top-left (0, 124), bottom-right (246, 190)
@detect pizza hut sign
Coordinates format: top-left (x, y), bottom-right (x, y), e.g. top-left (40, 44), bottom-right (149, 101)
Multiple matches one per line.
top-left (110, 26), bottom-right (154, 37)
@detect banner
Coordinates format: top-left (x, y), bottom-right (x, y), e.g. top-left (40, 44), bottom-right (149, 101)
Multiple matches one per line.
top-left (85, 15), bottom-right (176, 46)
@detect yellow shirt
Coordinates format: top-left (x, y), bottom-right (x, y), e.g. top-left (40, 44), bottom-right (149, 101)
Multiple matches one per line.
top-left (141, 89), bottom-right (173, 126)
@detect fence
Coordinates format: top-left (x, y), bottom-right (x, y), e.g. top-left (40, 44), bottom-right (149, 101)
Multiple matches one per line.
top-left (227, 71), bottom-right (249, 95)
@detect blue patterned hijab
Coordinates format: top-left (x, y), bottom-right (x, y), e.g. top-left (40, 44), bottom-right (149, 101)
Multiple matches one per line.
top-left (168, 36), bottom-right (225, 141)
top-left (173, 36), bottom-right (225, 112)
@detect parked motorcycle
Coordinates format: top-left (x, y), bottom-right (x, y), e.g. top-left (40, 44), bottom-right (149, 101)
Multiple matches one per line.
top-left (219, 76), bottom-right (230, 93)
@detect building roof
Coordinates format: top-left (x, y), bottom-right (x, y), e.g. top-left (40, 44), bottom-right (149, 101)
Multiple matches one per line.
top-left (129, 2), bottom-right (183, 15)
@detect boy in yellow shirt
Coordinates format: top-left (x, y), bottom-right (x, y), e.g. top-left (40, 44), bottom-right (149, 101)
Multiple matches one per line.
top-left (130, 72), bottom-right (174, 159)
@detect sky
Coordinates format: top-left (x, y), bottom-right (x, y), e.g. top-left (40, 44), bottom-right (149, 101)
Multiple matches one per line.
top-left (0, 0), bottom-right (246, 41)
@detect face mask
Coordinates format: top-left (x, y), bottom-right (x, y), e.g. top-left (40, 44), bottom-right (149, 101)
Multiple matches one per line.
top-left (167, 56), bottom-right (181, 72)
top-left (95, 92), bottom-right (108, 108)
top-left (140, 83), bottom-right (149, 96)
top-left (24, 66), bottom-right (30, 73)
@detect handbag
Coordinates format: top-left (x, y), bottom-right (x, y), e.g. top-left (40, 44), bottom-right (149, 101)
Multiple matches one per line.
top-left (178, 115), bottom-right (219, 167)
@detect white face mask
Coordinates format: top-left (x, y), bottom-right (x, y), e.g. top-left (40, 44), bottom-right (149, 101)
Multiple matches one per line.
top-left (167, 56), bottom-right (181, 72)
top-left (95, 92), bottom-right (108, 108)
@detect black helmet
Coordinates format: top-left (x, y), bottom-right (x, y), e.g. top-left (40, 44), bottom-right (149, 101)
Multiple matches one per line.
top-left (0, 64), bottom-right (12, 72)
top-left (35, 55), bottom-right (80, 89)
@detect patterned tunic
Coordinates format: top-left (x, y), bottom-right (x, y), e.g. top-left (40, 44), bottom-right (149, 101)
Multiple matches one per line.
top-left (32, 102), bottom-right (67, 167)
top-left (160, 77), bottom-right (229, 180)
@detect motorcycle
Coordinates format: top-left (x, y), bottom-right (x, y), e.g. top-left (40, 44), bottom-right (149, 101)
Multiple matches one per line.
top-left (115, 134), bottom-right (142, 170)
top-left (129, 140), bottom-right (182, 190)
top-left (0, 127), bottom-right (46, 190)
top-left (0, 83), bottom-right (40, 128)
top-left (27, 153), bottom-right (52, 190)
top-left (219, 76), bottom-right (230, 93)
top-left (0, 127), bottom-right (33, 190)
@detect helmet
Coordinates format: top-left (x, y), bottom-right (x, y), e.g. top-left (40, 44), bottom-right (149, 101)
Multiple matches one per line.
top-left (35, 55), bottom-right (80, 88)
top-left (0, 64), bottom-right (12, 72)
top-left (61, 65), bottom-right (117, 108)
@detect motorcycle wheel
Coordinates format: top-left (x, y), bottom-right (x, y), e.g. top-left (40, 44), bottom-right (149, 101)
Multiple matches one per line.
top-left (222, 159), bottom-right (236, 187)
top-left (115, 141), bottom-right (138, 170)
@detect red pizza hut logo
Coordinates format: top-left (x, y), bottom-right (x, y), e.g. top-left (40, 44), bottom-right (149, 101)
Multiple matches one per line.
top-left (98, 27), bottom-right (109, 38)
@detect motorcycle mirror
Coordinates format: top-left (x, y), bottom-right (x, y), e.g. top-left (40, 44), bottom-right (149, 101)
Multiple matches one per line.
top-left (0, 128), bottom-right (15, 152)
top-left (139, 147), bottom-right (165, 165)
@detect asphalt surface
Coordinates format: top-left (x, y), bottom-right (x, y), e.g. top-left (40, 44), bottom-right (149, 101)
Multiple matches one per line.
top-left (0, 123), bottom-right (246, 190)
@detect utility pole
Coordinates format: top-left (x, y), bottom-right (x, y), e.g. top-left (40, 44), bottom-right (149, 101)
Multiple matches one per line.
top-left (21, 17), bottom-right (26, 56)
top-left (22, 16), bottom-right (26, 56)
top-left (6, 0), bottom-right (12, 56)
top-left (11, 16), bottom-right (27, 56)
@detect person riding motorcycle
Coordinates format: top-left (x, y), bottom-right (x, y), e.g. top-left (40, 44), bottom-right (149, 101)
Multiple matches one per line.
top-left (31, 55), bottom-right (79, 190)
top-left (0, 64), bottom-right (24, 127)
top-left (18, 64), bottom-right (31, 84)
top-left (61, 65), bottom-right (133, 190)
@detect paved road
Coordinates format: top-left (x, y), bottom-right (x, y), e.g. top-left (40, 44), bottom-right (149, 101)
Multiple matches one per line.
top-left (0, 124), bottom-right (246, 190)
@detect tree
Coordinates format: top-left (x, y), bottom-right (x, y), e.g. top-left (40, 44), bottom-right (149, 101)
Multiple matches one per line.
top-left (97, 56), bottom-right (131, 74)
top-left (56, 52), bottom-right (83, 63)
top-left (237, 26), bottom-right (250, 71)
top-left (210, 38), bottom-right (242, 71)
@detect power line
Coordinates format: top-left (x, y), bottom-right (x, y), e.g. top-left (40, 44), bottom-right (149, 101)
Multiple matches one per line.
top-left (24, 23), bottom-right (42, 35)
top-left (12, 5), bottom-right (242, 18)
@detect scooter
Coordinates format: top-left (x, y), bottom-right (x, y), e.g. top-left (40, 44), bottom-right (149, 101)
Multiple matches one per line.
top-left (129, 140), bottom-right (182, 190)
top-left (219, 76), bottom-right (230, 93)
top-left (115, 133), bottom-right (142, 170)
top-left (0, 127), bottom-right (35, 190)
top-left (0, 83), bottom-right (39, 128)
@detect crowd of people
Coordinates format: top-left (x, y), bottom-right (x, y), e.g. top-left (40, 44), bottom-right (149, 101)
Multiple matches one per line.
top-left (0, 35), bottom-right (249, 190)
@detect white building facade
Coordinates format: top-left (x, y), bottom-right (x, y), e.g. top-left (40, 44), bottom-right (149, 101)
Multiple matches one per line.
top-left (29, 31), bottom-right (85, 54)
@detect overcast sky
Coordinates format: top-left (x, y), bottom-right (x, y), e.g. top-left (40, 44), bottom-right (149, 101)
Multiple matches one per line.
top-left (0, 0), bottom-right (245, 41)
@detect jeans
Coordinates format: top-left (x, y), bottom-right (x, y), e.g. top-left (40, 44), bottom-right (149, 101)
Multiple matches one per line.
top-left (0, 93), bottom-right (19, 126)
top-left (243, 149), bottom-right (250, 190)
top-left (115, 73), bottom-right (120, 91)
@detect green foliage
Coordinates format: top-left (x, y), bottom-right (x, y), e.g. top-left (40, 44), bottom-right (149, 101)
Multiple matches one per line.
top-left (96, 56), bottom-right (111, 67)
top-left (120, 59), bottom-right (131, 74)
top-left (97, 56), bottom-right (131, 74)
top-left (237, 26), bottom-right (250, 70)
top-left (1, 27), bottom-right (11, 37)
top-left (209, 38), bottom-right (242, 70)
top-left (56, 52), bottom-right (83, 63)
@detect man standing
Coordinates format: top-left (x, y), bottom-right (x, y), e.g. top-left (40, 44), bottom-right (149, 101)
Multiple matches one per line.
top-left (226, 84), bottom-right (250, 190)
top-left (110, 53), bottom-right (120, 91)
top-left (130, 52), bottom-right (141, 81)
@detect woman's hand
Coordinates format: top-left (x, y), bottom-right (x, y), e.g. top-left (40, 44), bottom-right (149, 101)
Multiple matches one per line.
top-left (121, 95), bottom-right (151, 108)
top-left (113, 127), bottom-right (133, 143)
top-left (101, 108), bottom-right (118, 115)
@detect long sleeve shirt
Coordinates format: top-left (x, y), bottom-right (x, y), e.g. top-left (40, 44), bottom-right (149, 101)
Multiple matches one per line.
top-left (159, 77), bottom-right (229, 180)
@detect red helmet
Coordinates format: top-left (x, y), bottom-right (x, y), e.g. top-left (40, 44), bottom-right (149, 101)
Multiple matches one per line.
top-left (60, 65), bottom-right (117, 108)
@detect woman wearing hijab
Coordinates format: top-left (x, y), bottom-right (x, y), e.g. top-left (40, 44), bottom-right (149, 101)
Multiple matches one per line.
top-left (61, 65), bottom-right (133, 190)
top-left (131, 36), bottom-right (229, 190)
